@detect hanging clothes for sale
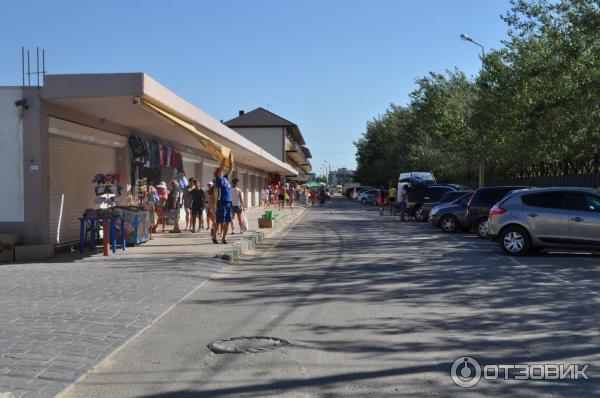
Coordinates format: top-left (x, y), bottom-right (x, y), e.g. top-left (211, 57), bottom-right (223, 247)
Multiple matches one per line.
top-left (139, 99), bottom-right (234, 171)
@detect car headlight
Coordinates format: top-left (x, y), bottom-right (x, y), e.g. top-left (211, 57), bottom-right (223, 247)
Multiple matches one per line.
top-left (430, 207), bottom-right (439, 216)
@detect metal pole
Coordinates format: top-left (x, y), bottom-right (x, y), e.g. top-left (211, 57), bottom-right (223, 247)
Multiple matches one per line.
top-left (478, 44), bottom-right (485, 188)
top-left (36, 47), bottom-right (40, 86)
top-left (27, 50), bottom-right (30, 86)
top-left (21, 47), bottom-right (25, 86)
top-left (460, 34), bottom-right (486, 188)
top-left (42, 49), bottom-right (45, 85)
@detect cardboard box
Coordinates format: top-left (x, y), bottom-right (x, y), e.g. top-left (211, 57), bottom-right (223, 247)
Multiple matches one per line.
top-left (15, 244), bottom-right (54, 262)
top-left (258, 218), bottom-right (274, 228)
top-left (0, 233), bottom-right (22, 262)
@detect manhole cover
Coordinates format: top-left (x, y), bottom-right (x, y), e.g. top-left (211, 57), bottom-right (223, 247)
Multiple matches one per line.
top-left (208, 336), bottom-right (289, 354)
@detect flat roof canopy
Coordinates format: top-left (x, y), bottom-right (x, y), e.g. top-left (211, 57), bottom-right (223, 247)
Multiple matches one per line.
top-left (42, 73), bottom-right (297, 176)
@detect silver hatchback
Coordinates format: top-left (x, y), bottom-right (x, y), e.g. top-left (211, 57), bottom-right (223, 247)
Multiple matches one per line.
top-left (487, 187), bottom-right (600, 255)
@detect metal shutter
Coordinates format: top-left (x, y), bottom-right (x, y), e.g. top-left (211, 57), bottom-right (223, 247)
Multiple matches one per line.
top-left (49, 136), bottom-right (117, 245)
top-left (202, 160), bottom-right (218, 188)
top-left (182, 160), bottom-right (196, 180)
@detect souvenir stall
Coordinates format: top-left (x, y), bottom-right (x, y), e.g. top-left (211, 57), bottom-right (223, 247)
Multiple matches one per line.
top-left (128, 135), bottom-right (194, 233)
top-left (129, 135), bottom-right (189, 188)
top-left (79, 172), bottom-right (152, 254)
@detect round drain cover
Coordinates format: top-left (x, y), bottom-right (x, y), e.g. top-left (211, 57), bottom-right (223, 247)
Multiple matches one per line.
top-left (208, 336), bottom-right (289, 354)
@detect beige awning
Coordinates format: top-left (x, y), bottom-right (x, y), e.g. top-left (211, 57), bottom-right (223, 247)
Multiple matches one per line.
top-left (141, 98), bottom-right (234, 171)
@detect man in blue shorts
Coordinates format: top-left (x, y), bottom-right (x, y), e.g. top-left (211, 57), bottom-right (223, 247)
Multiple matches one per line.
top-left (213, 158), bottom-right (233, 244)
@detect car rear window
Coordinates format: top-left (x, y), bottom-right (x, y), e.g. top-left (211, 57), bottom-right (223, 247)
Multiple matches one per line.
top-left (521, 192), bottom-right (566, 209)
top-left (441, 191), bottom-right (467, 203)
top-left (474, 187), bottom-right (524, 205)
top-left (427, 187), bottom-right (453, 200)
top-left (456, 192), bottom-right (474, 205)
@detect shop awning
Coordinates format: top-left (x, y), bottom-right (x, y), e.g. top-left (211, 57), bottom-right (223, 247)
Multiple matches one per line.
top-left (141, 98), bottom-right (234, 171)
top-left (41, 73), bottom-right (298, 175)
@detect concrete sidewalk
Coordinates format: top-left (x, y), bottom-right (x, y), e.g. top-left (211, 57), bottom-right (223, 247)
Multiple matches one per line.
top-left (0, 204), bottom-right (306, 398)
top-left (109, 203), bottom-right (304, 263)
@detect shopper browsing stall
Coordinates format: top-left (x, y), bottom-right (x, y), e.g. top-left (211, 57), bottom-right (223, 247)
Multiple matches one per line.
top-left (154, 182), bottom-right (169, 233)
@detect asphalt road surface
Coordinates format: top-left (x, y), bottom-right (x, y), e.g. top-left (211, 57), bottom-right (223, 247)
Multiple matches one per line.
top-left (59, 198), bottom-right (600, 398)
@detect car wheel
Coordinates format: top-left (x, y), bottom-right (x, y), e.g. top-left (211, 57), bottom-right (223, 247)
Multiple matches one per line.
top-left (414, 206), bottom-right (425, 222)
top-left (500, 226), bottom-right (531, 256)
top-left (440, 215), bottom-right (458, 233)
top-left (361, 198), bottom-right (367, 205)
top-left (475, 219), bottom-right (488, 239)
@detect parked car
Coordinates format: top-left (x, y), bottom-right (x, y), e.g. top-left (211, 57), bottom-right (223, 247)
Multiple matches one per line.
top-left (397, 172), bottom-right (436, 199)
top-left (406, 184), bottom-right (462, 221)
top-left (360, 189), bottom-right (388, 205)
top-left (487, 187), bottom-right (600, 255)
top-left (357, 189), bottom-right (377, 204)
top-left (421, 190), bottom-right (473, 221)
top-left (466, 186), bottom-right (529, 238)
top-left (429, 192), bottom-right (475, 232)
top-left (354, 186), bottom-right (375, 200)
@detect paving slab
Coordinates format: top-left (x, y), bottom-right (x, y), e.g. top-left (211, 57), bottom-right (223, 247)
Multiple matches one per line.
top-left (0, 205), bottom-right (305, 398)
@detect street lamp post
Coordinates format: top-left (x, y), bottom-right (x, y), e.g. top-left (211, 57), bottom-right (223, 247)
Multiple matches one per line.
top-left (322, 161), bottom-right (331, 187)
top-left (460, 33), bottom-right (486, 188)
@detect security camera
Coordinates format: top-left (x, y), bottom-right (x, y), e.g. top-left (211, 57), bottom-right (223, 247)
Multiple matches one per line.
top-left (14, 99), bottom-right (28, 109)
top-left (132, 96), bottom-right (141, 105)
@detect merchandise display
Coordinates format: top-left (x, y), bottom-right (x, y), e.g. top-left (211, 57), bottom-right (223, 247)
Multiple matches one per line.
top-left (80, 172), bottom-right (152, 252)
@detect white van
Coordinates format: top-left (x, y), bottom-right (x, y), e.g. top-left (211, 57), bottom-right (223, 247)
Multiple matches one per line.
top-left (397, 172), bottom-right (436, 199)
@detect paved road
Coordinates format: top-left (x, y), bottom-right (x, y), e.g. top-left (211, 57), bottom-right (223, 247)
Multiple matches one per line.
top-left (60, 198), bottom-right (600, 397)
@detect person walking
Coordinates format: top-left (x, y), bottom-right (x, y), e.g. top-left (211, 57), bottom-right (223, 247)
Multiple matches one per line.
top-left (213, 159), bottom-right (233, 244)
top-left (205, 182), bottom-right (216, 231)
top-left (277, 184), bottom-right (286, 211)
top-left (154, 181), bottom-right (169, 233)
top-left (262, 186), bottom-right (270, 208)
top-left (398, 184), bottom-right (409, 221)
top-left (286, 186), bottom-right (294, 209)
top-left (182, 178), bottom-right (194, 230)
top-left (388, 185), bottom-right (397, 216)
top-left (167, 180), bottom-right (182, 232)
top-left (231, 178), bottom-right (246, 233)
top-left (377, 186), bottom-right (385, 216)
top-left (189, 179), bottom-right (205, 233)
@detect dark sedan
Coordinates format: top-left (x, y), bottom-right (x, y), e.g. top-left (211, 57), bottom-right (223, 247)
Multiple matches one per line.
top-left (429, 192), bottom-right (474, 233)
top-left (420, 190), bottom-right (473, 221)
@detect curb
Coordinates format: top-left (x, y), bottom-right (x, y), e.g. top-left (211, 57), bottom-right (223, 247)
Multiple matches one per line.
top-left (214, 207), bottom-right (307, 262)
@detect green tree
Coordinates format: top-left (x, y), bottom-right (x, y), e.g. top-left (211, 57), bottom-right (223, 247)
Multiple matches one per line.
top-left (475, 0), bottom-right (600, 175)
top-left (356, 0), bottom-right (600, 184)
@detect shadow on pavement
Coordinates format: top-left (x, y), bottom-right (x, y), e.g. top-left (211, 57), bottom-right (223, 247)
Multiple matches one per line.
top-left (155, 198), bottom-right (599, 397)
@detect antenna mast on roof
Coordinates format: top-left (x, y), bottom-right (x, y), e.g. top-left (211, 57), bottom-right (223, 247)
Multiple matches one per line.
top-left (21, 46), bottom-right (46, 86)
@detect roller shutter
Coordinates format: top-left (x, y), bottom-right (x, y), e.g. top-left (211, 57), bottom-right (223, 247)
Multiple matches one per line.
top-left (49, 136), bottom-right (117, 245)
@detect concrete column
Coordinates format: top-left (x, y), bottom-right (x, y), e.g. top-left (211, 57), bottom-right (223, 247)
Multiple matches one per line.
top-left (253, 175), bottom-right (260, 208)
top-left (243, 173), bottom-right (251, 207)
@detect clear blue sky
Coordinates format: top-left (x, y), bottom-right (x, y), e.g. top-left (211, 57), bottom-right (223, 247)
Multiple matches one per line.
top-left (0, 0), bottom-right (512, 173)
